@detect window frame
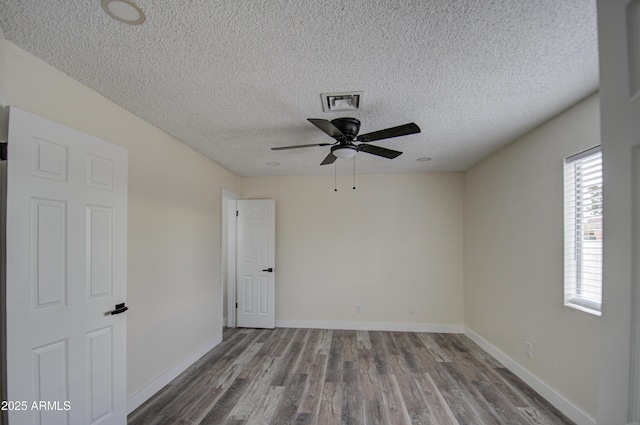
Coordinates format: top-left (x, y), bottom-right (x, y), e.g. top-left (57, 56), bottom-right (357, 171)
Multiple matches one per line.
top-left (563, 145), bottom-right (603, 316)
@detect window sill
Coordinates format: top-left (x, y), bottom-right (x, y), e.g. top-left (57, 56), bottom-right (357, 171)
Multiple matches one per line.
top-left (565, 298), bottom-right (602, 316)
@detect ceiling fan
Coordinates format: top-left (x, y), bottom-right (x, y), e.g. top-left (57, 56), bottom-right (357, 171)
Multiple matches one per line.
top-left (271, 118), bottom-right (421, 165)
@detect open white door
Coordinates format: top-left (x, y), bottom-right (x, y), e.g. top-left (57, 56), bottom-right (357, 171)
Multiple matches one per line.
top-left (236, 199), bottom-right (275, 329)
top-left (5, 108), bottom-right (128, 424)
top-left (597, 1), bottom-right (640, 423)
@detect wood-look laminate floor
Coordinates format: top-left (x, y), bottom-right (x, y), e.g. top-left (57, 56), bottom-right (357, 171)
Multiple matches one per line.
top-left (128, 328), bottom-right (575, 425)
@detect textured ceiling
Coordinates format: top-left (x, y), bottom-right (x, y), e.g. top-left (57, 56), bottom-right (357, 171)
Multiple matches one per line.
top-left (0, 0), bottom-right (598, 176)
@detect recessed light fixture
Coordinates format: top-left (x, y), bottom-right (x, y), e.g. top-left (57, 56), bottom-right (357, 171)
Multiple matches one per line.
top-left (417, 157), bottom-right (432, 162)
top-left (266, 162), bottom-right (280, 166)
top-left (102, 0), bottom-right (146, 25)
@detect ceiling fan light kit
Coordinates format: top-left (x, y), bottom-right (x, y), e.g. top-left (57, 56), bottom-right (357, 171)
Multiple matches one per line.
top-left (332, 145), bottom-right (358, 159)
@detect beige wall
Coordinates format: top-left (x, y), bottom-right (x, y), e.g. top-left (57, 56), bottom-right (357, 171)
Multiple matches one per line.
top-left (464, 93), bottom-right (601, 418)
top-left (241, 173), bottom-right (464, 327)
top-left (1, 41), bottom-right (240, 397)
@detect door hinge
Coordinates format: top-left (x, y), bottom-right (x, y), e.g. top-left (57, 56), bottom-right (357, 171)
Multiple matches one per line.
top-left (1, 143), bottom-right (7, 161)
top-left (235, 302), bottom-right (238, 308)
top-left (236, 210), bottom-right (239, 217)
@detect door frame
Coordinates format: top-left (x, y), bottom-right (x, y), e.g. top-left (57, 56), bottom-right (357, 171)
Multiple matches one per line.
top-left (221, 189), bottom-right (237, 328)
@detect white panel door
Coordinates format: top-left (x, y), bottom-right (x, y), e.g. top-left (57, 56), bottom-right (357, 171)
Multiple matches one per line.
top-left (5, 107), bottom-right (128, 424)
top-left (236, 199), bottom-right (275, 329)
top-left (597, 0), bottom-right (640, 423)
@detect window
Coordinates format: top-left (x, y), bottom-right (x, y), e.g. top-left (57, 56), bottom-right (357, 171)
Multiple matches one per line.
top-left (564, 146), bottom-right (603, 315)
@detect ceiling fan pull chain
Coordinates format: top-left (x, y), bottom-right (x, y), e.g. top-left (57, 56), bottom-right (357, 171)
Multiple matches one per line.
top-left (353, 155), bottom-right (356, 190)
top-left (334, 161), bottom-right (338, 192)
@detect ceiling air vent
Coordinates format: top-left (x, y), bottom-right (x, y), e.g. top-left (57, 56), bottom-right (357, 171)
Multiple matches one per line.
top-left (320, 91), bottom-right (363, 113)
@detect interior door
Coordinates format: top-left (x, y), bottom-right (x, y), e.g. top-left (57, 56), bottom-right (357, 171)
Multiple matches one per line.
top-left (236, 199), bottom-right (276, 329)
top-left (5, 108), bottom-right (128, 424)
top-left (596, 1), bottom-right (640, 423)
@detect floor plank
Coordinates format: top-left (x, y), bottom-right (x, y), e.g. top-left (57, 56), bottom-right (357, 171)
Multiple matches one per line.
top-left (128, 328), bottom-right (576, 425)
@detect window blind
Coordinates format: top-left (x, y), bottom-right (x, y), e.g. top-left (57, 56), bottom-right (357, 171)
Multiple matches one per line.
top-left (564, 146), bottom-right (603, 315)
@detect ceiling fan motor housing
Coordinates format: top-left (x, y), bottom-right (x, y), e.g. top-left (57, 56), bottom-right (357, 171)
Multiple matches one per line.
top-left (330, 117), bottom-right (360, 140)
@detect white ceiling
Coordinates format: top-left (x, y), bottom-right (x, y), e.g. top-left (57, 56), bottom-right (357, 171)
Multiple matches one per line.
top-left (0, 0), bottom-right (599, 176)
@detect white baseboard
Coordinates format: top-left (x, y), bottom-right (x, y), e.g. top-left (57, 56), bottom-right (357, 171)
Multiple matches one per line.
top-left (463, 327), bottom-right (596, 425)
top-left (275, 319), bottom-right (463, 333)
top-left (127, 332), bottom-right (223, 414)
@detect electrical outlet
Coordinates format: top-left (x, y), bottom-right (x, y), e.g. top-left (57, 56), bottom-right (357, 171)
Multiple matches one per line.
top-left (525, 342), bottom-right (533, 358)
top-left (409, 305), bottom-right (415, 314)
top-left (356, 304), bottom-right (362, 313)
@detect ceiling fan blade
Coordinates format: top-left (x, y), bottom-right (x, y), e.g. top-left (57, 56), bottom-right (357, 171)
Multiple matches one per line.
top-left (308, 119), bottom-right (346, 139)
top-left (357, 123), bottom-right (420, 142)
top-left (358, 144), bottom-right (403, 159)
top-left (320, 152), bottom-right (337, 165)
top-left (271, 143), bottom-right (332, 151)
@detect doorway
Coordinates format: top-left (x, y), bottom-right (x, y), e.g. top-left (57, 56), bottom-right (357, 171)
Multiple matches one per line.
top-left (221, 195), bottom-right (277, 330)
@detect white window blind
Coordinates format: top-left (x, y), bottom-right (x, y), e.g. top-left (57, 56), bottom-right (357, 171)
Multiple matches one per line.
top-left (564, 146), bottom-right (603, 315)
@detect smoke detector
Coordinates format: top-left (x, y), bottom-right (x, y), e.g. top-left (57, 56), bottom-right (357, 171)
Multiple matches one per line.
top-left (320, 92), bottom-right (363, 112)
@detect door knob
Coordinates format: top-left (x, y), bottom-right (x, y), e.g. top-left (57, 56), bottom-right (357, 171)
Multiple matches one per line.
top-left (262, 268), bottom-right (274, 272)
top-left (109, 303), bottom-right (128, 315)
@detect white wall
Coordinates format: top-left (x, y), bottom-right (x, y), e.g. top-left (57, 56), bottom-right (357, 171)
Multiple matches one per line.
top-left (1, 41), bottom-right (240, 398)
top-left (241, 172), bottom-right (464, 330)
top-left (464, 93), bottom-right (601, 421)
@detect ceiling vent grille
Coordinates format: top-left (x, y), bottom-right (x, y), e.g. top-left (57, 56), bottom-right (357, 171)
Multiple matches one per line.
top-left (320, 91), bottom-right (363, 112)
